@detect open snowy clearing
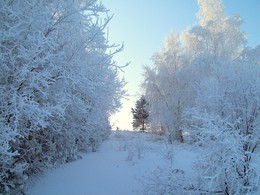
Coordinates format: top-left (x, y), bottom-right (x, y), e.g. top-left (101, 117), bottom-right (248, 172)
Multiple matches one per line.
top-left (28, 130), bottom-right (198, 195)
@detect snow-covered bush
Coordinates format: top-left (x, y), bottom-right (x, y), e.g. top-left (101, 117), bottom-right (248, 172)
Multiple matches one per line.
top-left (126, 134), bottom-right (144, 161)
top-left (183, 59), bottom-right (260, 194)
top-left (141, 167), bottom-right (193, 195)
top-left (0, 0), bottom-right (124, 193)
top-left (190, 112), bottom-right (259, 194)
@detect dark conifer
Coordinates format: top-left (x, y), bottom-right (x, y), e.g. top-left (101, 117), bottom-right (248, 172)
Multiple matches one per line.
top-left (131, 96), bottom-right (149, 131)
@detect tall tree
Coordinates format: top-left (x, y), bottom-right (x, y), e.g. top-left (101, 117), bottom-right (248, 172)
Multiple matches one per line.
top-left (0, 0), bottom-right (125, 193)
top-left (143, 32), bottom-right (190, 142)
top-left (142, 0), bottom-right (260, 193)
top-left (131, 96), bottom-right (149, 131)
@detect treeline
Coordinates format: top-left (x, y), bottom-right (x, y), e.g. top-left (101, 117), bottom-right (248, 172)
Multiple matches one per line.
top-left (0, 0), bottom-right (124, 193)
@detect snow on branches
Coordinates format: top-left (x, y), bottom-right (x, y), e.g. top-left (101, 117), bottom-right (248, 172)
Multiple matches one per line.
top-left (0, 0), bottom-right (125, 193)
top-left (142, 0), bottom-right (260, 193)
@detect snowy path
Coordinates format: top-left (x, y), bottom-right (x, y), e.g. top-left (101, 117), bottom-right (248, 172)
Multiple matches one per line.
top-left (28, 131), bottom-right (196, 195)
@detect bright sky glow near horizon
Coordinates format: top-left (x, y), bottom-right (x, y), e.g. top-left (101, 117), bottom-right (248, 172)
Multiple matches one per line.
top-left (103, 0), bottom-right (260, 130)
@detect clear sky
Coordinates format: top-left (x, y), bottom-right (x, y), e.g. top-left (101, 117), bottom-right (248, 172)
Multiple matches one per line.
top-left (102, 0), bottom-right (260, 130)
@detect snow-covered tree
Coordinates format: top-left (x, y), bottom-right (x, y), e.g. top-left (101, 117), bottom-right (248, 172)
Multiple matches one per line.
top-left (180, 2), bottom-right (260, 192)
top-left (142, 0), bottom-right (247, 142)
top-left (142, 0), bottom-right (260, 193)
top-left (143, 30), bottom-right (196, 142)
top-left (131, 96), bottom-right (149, 131)
top-left (183, 0), bottom-right (246, 59)
top-left (0, 0), bottom-right (125, 193)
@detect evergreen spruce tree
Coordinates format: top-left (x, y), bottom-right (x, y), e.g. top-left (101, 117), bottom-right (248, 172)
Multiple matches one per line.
top-left (131, 96), bottom-right (149, 131)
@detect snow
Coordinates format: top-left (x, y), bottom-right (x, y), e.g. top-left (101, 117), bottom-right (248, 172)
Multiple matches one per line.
top-left (28, 131), bottom-right (198, 195)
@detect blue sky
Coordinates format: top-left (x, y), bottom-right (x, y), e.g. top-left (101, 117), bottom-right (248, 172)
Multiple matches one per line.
top-left (103, 0), bottom-right (260, 130)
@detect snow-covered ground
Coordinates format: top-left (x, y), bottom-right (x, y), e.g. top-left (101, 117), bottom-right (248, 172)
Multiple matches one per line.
top-left (28, 130), bottom-right (198, 195)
